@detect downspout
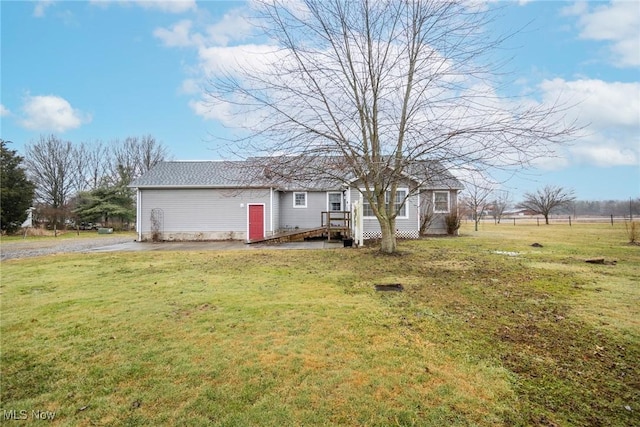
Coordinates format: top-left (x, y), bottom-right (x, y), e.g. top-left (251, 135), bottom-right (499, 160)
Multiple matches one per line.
top-left (345, 186), bottom-right (351, 235)
top-left (417, 190), bottom-right (421, 235)
top-left (270, 187), bottom-right (274, 236)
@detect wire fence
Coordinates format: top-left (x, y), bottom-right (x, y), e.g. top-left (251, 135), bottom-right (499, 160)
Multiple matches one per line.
top-left (470, 215), bottom-right (637, 226)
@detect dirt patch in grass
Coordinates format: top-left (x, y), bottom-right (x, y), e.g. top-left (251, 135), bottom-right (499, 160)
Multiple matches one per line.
top-left (374, 283), bottom-right (404, 291)
top-left (498, 317), bottom-right (638, 426)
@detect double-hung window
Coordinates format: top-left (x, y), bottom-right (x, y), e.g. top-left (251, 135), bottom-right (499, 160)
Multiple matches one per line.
top-left (433, 191), bottom-right (450, 213)
top-left (328, 192), bottom-right (342, 211)
top-left (362, 189), bottom-right (407, 218)
top-left (293, 192), bottom-right (307, 208)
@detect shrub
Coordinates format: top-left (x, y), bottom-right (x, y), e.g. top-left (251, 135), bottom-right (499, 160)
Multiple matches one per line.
top-left (445, 213), bottom-right (461, 235)
top-left (625, 220), bottom-right (639, 244)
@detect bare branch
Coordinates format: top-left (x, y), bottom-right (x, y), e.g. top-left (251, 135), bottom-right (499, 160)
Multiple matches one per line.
top-left (204, 0), bottom-right (579, 252)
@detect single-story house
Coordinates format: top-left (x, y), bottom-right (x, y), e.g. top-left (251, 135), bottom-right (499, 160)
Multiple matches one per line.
top-left (129, 158), bottom-right (463, 242)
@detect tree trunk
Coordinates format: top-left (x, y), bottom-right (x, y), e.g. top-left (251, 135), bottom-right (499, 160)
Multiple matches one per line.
top-left (379, 216), bottom-right (397, 254)
top-left (544, 214), bottom-right (550, 225)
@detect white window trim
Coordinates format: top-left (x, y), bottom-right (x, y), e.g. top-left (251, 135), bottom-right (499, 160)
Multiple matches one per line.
top-left (327, 192), bottom-right (343, 211)
top-left (361, 188), bottom-right (409, 219)
top-left (433, 191), bottom-right (450, 213)
top-left (293, 191), bottom-right (307, 208)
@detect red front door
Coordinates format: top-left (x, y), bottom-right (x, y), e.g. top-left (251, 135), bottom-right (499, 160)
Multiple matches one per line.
top-left (248, 204), bottom-right (264, 240)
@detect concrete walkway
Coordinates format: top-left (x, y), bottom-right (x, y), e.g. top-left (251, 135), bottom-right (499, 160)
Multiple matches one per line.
top-left (88, 239), bottom-right (347, 253)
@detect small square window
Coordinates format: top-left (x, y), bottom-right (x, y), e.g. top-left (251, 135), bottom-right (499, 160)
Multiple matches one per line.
top-left (293, 192), bottom-right (307, 208)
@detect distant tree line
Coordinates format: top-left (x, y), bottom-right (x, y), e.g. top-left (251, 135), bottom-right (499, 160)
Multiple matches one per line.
top-left (569, 199), bottom-right (640, 218)
top-left (1, 134), bottom-right (170, 234)
top-left (460, 182), bottom-right (639, 227)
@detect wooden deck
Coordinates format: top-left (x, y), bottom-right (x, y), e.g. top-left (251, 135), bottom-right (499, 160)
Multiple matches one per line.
top-left (248, 211), bottom-right (352, 244)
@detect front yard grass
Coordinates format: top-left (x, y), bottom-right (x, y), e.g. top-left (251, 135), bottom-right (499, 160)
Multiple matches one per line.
top-left (1, 223), bottom-right (638, 426)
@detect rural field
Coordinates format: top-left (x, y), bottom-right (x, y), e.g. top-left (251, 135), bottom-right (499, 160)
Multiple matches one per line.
top-left (1, 223), bottom-right (638, 426)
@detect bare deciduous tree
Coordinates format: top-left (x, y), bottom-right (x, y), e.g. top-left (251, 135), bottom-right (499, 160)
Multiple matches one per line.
top-left (24, 134), bottom-right (170, 229)
top-left (461, 174), bottom-right (494, 231)
top-left (518, 185), bottom-right (576, 224)
top-left (24, 135), bottom-right (78, 227)
top-left (206, 0), bottom-right (578, 253)
top-left (108, 135), bottom-right (169, 186)
top-left (70, 141), bottom-right (111, 193)
top-left (79, 140), bottom-right (111, 190)
top-left (492, 190), bottom-right (511, 224)
top-left (109, 137), bottom-right (141, 186)
top-left (139, 134), bottom-right (169, 174)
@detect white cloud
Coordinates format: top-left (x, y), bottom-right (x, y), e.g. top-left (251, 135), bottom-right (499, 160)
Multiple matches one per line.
top-left (188, 98), bottom-right (227, 122)
top-left (560, 1), bottom-right (588, 17)
top-left (538, 78), bottom-right (640, 167)
top-left (90, 0), bottom-right (196, 14)
top-left (135, 0), bottom-right (196, 14)
top-left (530, 155), bottom-right (570, 171)
top-left (153, 4), bottom-right (282, 127)
top-left (563, 0), bottom-right (640, 67)
top-left (571, 144), bottom-right (638, 167)
top-left (154, 6), bottom-right (253, 49)
top-left (20, 95), bottom-right (91, 132)
top-left (610, 36), bottom-right (640, 68)
top-left (539, 78), bottom-right (639, 129)
top-left (204, 8), bottom-right (254, 46)
top-left (178, 78), bottom-right (200, 95)
top-left (154, 1), bottom-right (637, 173)
top-left (33, 0), bottom-right (55, 17)
top-left (196, 43), bottom-right (280, 78)
top-left (153, 19), bottom-right (199, 47)
top-left (0, 104), bottom-right (10, 117)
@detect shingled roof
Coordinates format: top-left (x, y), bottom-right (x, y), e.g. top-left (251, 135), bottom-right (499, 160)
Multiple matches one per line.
top-left (129, 161), bottom-right (266, 188)
top-left (404, 160), bottom-right (465, 190)
top-left (130, 158), bottom-right (463, 191)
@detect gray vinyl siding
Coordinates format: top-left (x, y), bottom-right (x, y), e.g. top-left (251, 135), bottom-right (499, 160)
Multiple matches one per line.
top-left (139, 188), bottom-right (272, 240)
top-left (419, 189), bottom-right (459, 234)
top-left (278, 191), bottom-right (327, 230)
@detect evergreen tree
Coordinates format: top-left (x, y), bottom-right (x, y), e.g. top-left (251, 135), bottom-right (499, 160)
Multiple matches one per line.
top-left (73, 185), bottom-right (134, 228)
top-left (1, 140), bottom-right (35, 233)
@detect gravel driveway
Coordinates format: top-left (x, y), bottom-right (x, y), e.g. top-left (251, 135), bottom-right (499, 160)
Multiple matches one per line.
top-left (0, 235), bottom-right (135, 261)
top-left (1, 235), bottom-right (343, 261)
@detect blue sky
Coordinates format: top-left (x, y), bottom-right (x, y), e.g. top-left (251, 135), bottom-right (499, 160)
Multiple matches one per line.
top-left (1, 0), bottom-right (639, 202)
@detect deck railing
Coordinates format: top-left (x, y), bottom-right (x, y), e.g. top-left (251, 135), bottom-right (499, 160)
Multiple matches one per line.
top-left (321, 211), bottom-right (351, 241)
